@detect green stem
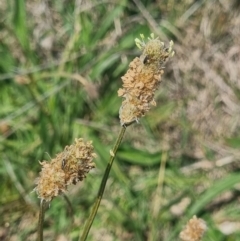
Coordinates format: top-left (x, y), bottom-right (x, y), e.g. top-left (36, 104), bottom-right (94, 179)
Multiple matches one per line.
top-left (37, 199), bottom-right (46, 241)
top-left (80, 126), bottom-right (126, 241)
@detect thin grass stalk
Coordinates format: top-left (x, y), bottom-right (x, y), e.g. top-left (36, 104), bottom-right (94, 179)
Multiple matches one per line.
top-left (79, 126), bottom-right (126, 241)
top-left (149, 151), bottom-right (168, 241)
top-left (37, 199), bottom-right (47, 241)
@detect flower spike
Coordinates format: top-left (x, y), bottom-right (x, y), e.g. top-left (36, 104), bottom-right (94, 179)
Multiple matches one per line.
top-left (118, 34), bottom-right (174, 126)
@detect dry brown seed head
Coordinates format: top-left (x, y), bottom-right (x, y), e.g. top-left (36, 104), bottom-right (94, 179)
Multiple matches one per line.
top-left (179, 215), bottom-right (207, 241)
top-left (34, 138), bottom-right (96, 201)
top-left (118, 34), bottom-right (174, 126)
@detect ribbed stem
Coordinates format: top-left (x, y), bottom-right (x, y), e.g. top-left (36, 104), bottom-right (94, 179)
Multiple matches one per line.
top-left (80, 126), bottom-right (126, 241)
top-left (37, 199), bottom-right (47, 241)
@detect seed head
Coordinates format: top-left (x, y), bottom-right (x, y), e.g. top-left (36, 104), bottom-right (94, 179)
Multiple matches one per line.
top-left (34, 138), bottom-right (96, 202)
top-left (179, 215), bottom-right (207, 241)
top-left (118, 33), bottom-right (174, 126)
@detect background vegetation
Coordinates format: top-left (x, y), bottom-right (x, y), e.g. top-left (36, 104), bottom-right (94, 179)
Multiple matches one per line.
top-left (1, 0), bottom-right (240, 240)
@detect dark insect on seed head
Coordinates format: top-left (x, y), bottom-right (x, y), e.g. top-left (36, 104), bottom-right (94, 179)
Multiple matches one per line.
top-left (62, 158), bottom-right (66, 169)
top-left (143, 55), bottom-right (150, 64)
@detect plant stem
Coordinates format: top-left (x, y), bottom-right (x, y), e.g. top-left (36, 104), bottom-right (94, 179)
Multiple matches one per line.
top-left (37, 199), bottom-right (47, 241)
top-left (149, 151), bottom-right (168, 241)
top-left (80, 126), bottom-right (126, 241)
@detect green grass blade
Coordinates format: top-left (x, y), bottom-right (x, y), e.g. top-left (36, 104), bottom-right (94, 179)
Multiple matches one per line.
top-left (13, 0), bottom-right (29, 50)
top-left (188, 173), bottom-right (240, 216)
